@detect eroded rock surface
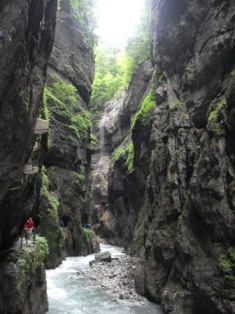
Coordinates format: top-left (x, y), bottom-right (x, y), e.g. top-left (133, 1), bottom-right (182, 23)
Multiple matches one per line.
top-left (0, 242), bottom-right (48, 314)
top-left (101, 1), bottom-right (235, 313)
top-left (0, 0), bottom-right (57, 312)
top-left (0, 0), bottom-right (57, 249)
top-left (38, 0), bottom-right (98, 268)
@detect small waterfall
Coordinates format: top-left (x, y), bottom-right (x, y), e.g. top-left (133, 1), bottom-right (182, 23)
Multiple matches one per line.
top-left (89, 112), bottom-right (111, 225)
top-left (89, 92), bottom-right (126, 231)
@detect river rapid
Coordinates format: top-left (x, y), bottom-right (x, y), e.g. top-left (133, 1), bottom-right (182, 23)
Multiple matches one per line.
top-left (46, 244), bottom-right (163, 314)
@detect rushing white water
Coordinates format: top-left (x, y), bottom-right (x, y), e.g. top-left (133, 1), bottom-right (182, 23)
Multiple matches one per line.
top-left (46, 244), bottom-right (163, 314)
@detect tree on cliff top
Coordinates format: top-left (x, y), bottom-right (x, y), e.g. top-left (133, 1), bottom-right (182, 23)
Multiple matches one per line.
top-left (90, 0), bottom-right (151, 110)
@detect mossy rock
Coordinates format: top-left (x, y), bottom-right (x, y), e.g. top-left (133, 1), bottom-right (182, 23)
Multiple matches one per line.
top-left (207, 97), bottom-right (227, 136)
top-left (131, 91), bottom-right (155, 130)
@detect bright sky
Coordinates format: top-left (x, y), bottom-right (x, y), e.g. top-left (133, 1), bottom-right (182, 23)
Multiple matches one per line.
top-left (95, 0), bottom-right (145, 49)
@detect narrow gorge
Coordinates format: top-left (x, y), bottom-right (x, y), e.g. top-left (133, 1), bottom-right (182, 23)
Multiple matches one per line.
top-left (0, 0), bottom-right (235, 313)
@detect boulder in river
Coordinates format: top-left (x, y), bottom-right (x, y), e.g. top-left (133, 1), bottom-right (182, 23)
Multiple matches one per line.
top-left (95, 251), bottom-right (112, 262)
top-left (89, 251), bottom-right (112, 266)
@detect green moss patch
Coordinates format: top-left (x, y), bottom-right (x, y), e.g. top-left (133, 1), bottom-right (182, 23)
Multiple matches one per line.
top-left (169, 99), bottom-right (184, 111)
top-left (113, 141), bottom-right (134, 174)
top-left (35, 235), bottom-right (49, 262)
top-left (43, 74), bottom-right (94, 142)
top-left (17, 242), bottom-right (43, 279)
top-left (127, 142), bottom-right (134, 173)
top-left (131, 91), bottom-right (155, 130)
top-left (208, 98), bottom-right (227, 136)
top-left (82, 227), bottom-right (95, 245)
top-left (73, 170), bottom-right (85, 187)
top-left (113, 146), bottom-right (127, 161)
top-left (40, 166), bottom-right (64, 258)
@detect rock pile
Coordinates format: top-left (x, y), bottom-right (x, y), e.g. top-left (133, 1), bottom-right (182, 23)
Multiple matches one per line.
top-left (77, 253), bottom-right (147, 306)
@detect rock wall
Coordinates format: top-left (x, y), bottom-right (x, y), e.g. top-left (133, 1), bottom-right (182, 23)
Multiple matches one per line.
top-left (105, 0), bottom-right (235, 313)
top-left (39, 0), bottom-right (99, 268)
top-left (0, 0), bottom-right (57, 250)
top-left (0, 242), bottom-right (48, 314)
top-left (94, 61), bottom-right (153, 244)
top-left (0, 0), bottom-right (57, 311)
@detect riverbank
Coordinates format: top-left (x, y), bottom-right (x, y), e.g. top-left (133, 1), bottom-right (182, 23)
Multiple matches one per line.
top-left (76, 246), bottom-right (154, 307)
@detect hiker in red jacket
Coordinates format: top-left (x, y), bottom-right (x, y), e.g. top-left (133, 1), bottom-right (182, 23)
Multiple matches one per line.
top-left (23, 217), bottom-right (35, 239)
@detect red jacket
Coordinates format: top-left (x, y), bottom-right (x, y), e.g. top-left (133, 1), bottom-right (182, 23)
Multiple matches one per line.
top-left (23, 219), bottom-right (34, 230)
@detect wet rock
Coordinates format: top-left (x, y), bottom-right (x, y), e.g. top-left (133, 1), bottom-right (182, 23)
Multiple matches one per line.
top-left (95, 251), bottom-right (112, 262)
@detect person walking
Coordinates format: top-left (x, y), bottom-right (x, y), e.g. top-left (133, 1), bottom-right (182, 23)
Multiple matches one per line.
top-left (23, 217), bottom-right (35, 243)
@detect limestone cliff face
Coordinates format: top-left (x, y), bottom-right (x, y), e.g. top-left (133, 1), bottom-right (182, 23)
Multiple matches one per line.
top-left (0, 242), bottom-right (48, 314)
top-left (39, 0), bottom-right (98, 268)
top-left (0, 0), bottom-right (57, 250)
top-left (0, 0), bottom-right (57, 311)
top-left (105, 0), bottom-right (235, 313)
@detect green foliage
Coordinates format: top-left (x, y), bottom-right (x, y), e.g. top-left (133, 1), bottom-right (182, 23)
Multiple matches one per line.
top-left (169, 99), bottom-right (184, 111)
top-left (44, 78), bottom-right (78, 121)
top-left (208, 98), bottom-right (227, 136)
top-left (90, 46), bottom-right (134, 109)
top-left (113, 141), bottom-right (134, 173)
top-left (125, 0), bottom-right (151, 65)
top-left (113, 146), bottom-right (127, 161)
top-left (73, 170), bottom-right (85, 186)
top-left (90, 133), bottom-right (98, 145)
top-left (90, 1), bottom-right (151, 109)
top-left (127, 142), bottom-right (134, 173)
top-left (53, 80), bottom-right (77, 107)
top-left (44, 75), bottom-right (94, 142)
top-left (70, 0), bottom-right (79, 9)
top-left (17, 241), bottom-right (45, 279)
top-left (41, 166), bottom-right (59, 212)
top-left (40, 168), bottom-right (64, 255)
top-left (35, 235), bottom-right (49, 262)
top-left (117, 54), bottom-right (135, 86)
top-left (71, 110), bottom-right (91, 139)
top-left (70, 0), bottom-right (96, 47)
top-left (82, 227), bottom-right (95, 244)
top-left (131, 91), bottom-right (155, 129)
top-left (17, 258), bottom-right (27, 272)
top-left (41, 165), bottom-right (49, 190)
top-left (42, 88), bottom-right (50, 120)
top-left (43, 85), bottom-right (72, 121)
top-left (208, 98), bottom-right (226, 122)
